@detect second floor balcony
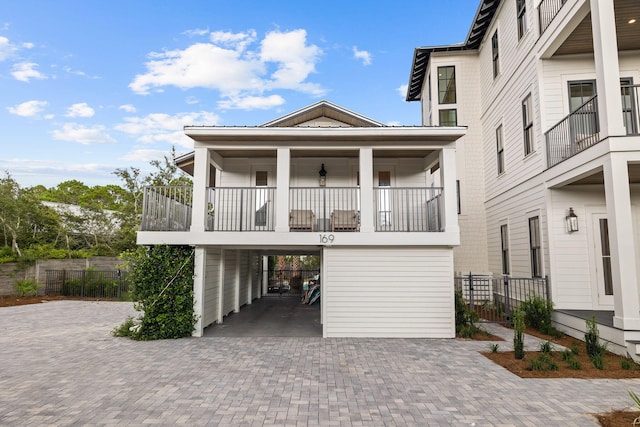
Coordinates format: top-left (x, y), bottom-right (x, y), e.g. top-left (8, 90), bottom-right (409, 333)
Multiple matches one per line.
top-left (546, 85), bottom-right (640, 168)
top-left (140, 186), bottom-right (444, 233)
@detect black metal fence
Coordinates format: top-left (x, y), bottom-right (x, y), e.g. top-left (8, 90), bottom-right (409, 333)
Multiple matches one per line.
top-left (265, 269), bottom-right (319, 296)
top-left (455, 274), bottom-right (550, 324)
top-left (45, 270), bottom-right (130, 300)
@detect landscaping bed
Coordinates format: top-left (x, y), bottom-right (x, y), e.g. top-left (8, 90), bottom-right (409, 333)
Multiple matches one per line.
top-left (0, 295), bottom-right (115, 307)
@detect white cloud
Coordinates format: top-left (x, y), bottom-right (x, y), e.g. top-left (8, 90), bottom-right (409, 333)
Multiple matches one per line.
top-left (51, 123), bottom-right (116, 145)
top-left (7, 100), bottom-right (48, 117)
top-left (129, 28), bottom-right (324, 106)
top-left (12, 62), bottom-right (47, 82)
top-left (183, 28), bottom-right (209, 37)
top-left (119, 104), bottom-right (137, 113)
top-left (387, 121), bottom-right (402, 126)
top-left (185, 96), bottom-right (199, 105)
top-left (0, 36), bottom-right (17, 61)
top-left (65, 102), bottom-right (95, 118)
top-left (22, 42), bottom-right (34, 49)
top-left (352, 46), bottom-right (372, 66)
top-left (115, 111), bottom-right (220, 148)
top-left (397, 84), bottom-right (408, 98)
top-left (218, 94), bottom-right (285, 110)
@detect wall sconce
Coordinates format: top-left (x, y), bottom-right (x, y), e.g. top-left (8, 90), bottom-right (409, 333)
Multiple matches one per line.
top-left (566, 207), bottom-right (579, 233)
top-left (319, 163), bottom-right (327, 187)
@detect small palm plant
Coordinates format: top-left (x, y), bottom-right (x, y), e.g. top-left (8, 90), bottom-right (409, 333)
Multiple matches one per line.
top-left (628, 390), bottom-right (640, 425)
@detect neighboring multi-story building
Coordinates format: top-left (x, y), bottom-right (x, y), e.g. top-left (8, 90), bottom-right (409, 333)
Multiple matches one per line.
top-left (407, 0), bottom-right (640, 354)
top-left (138, 101), bottom-right (465, 338)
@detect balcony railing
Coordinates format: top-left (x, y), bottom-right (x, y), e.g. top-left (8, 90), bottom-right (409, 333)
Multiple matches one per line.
top-left (141, 186), bottom-right (445, 233)
top-left (546, 95), bottom-right (600, 168)
top-left (207, 187), bottom-right (276, 231)
top-left (289, 187), bottom-right (359, 232)
top-left (374, 187), bottom-right (443, 232)
top-left (622, 84), bottom-right (640, 136)
top-left (538, 0), bottom-right (567, 35)
top-left (141, 186), bottom-right (193, 231)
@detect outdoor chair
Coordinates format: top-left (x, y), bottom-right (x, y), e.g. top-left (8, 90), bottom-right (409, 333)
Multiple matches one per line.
top-left (331, 209), bottom-right (359, 232)
top-left (289, 209), bottom-right (315, 231)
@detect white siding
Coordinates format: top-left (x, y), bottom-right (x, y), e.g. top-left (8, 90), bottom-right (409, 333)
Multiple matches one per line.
top-left (203, 247), bottom-right (222, 327)
top-left (323, 247), bottom-right (454, 338)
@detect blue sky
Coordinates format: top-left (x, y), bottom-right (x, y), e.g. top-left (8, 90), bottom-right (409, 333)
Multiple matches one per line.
top-left (1, 0), bottom-right (477, 188)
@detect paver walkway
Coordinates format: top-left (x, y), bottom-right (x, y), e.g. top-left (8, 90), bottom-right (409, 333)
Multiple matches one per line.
top-left (0, 300), bottom-right (638, 426)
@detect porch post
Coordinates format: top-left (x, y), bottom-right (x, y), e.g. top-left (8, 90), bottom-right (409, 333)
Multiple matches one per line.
top-left (590, 0), bottom-right (626, 138)
top-left (359, 148), bottom-right (375, 232)
top-left (275, 148), bottom-right (291, 232)
top-left (439, 147), bottom-right (459, 234)
top-left (603, 154), bottom-right (640, 329)
top-left (247, 251), bottom-right (253, 304)
top-left (234, 250), bottom-right (240, 313)
top-left (262, 255), bottom-right (269, 295)
top-left (192, 246), bottom-right (206, 337)
top-left (191, 146), bottom-right (210, 232)
top-left (217, 249), bottom-right (225, 324)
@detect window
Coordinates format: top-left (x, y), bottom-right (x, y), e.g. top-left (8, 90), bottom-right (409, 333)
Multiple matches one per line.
top-left (492, 31), bottom-right (500, 78)
top-left (496, 125), bottom-right (504, 174)
top-left (599, 218), bottom-right (613, 296)
top-left (439, 109), bottom-right (457, 126)
top-left (522, 94), bottom-right (534, 155)
top-left (516, 0), bottom-right (527, 40)
top-left (529, 216), bottom-right (541, 277)
top-left (568, 80), bottom-right (596, 111)
top-left (438, 66), bottom-right (456, 104)
top-left (500, 224), bottom-right (509, 274)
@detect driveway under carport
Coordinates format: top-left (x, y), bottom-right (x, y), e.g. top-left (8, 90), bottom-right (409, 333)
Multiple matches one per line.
top-left (203, 296), bottom-right (321, 337)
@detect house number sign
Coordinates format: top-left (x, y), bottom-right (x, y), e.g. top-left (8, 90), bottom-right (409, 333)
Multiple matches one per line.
top-left (319, 234), bottom-right (335, 244)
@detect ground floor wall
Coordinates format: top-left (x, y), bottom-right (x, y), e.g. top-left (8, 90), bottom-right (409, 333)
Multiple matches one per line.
top-left (322, 246), bottom-right (455, 338)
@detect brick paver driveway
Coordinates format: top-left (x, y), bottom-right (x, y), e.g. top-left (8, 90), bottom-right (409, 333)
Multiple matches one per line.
top-left (0, 300), bottom-right (638, 426)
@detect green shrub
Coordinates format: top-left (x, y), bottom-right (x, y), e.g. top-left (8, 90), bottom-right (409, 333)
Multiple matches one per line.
top-left (455, 290), bottom-right (479, 334)
top-left (561, 349), bottom-right (574, 362)
top-left (585, 316), bottom-right (601, 359)
top-left (591, 352), bottom-right (604, 370)
top-left (489, 343), bottom-right (500, 353)
top-left (539, 341), bottom-right (554, 353)
top-left (621, 358), bottom-right (637, 370)
top-left (14, 278), bottom-right (39, 297)
top-left (520, 295), bottom-right (563, 337)
top-left (570, 342), bottom-right (580, 355)
top-left (112, 316), bottom-right (136, 337)
top-left (513, 308), bottom-right (525, 360)
top-left (528, 357), bottom-right (545, 371)
top-left (567, 358), bottom-right (581, 370)
top-left (115, 245), bottom-right (196, 340)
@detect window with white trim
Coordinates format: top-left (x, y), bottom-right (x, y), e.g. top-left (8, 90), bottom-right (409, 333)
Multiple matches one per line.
top-left (516, 0), bottom-right (527, 40)
top-left (522, 94), bottom-right (534, 155)
top-left (496, 125), bottom-right (504, 175)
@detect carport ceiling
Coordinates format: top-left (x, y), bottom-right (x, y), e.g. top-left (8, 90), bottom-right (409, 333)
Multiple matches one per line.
top-left (567, 164), bottom-right (640, 185)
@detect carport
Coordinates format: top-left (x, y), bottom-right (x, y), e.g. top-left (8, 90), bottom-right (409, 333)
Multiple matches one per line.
top-left (194, 247), bottom-right (321, 337)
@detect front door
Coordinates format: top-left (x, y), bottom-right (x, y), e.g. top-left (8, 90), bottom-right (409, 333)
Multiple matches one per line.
top-left (592, 213), bottom-right (614, 307)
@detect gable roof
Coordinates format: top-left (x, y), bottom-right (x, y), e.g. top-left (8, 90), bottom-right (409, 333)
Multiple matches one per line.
top-left (406, 0), bottom-right (501, 102)
top-left (260, 100), bottom-right (384, 127)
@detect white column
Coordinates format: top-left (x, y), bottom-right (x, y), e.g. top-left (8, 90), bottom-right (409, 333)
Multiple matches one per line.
top-left (262, 255), bottom-right (269, 295)
top-left (359, 148), bottom-right (374, 232)
top-left (234, 250), bottom-right (240, 313)
top-left (192, 247), bottom-right (206, 337)
top-left (439, 147), bottom-right (459, 234)
top-left (590, 0), bottom-right (626, 138)
top-left (604, 154), bottom-right (640, 329)
top-left (275, 148), bottom-right (291, 232)
top-left (191, 147), bottom-right (210, 232)
top-left (217, 249), bottom-right (225, 324)
top-left (247, 251), bottom-right (253, 304)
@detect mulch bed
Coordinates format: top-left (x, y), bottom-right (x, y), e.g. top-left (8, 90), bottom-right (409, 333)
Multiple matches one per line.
top-left (595, 410), bottom-right (640, 426)
top-left (0, 295), bottom-right (114, 307)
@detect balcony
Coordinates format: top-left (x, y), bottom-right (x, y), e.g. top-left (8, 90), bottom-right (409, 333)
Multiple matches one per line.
top-left (538, 0), bottom-right (568, 35)
top-left (546, 95), bottom-right (599, 168)
top-left (546, 85), bottom-right (640, 168)
top-left (140, 186), bottom-right (444, 233)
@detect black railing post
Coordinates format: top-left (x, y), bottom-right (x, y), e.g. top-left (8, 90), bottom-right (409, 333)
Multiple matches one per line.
top-left (468, 272), bottom-right (474, 313)
top-left (545, 275), bottom-right (551, 303)
top-left (504, 275), bottom-right (511, 324)
top-left (117, 269), bottom-right (122, 299)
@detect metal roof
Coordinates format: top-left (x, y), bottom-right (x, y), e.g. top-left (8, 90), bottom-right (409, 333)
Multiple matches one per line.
top-left (406, 0), bottom-right (501, 102)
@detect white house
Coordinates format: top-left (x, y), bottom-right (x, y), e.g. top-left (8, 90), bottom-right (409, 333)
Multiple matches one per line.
top-left (407, 0), bottom-right (640, 355)
top-left (137, 101), bottom-right (466, 338)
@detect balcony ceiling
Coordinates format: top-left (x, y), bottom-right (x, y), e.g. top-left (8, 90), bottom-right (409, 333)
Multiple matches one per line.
top-left (212, 148), bottom-right (436, 159)
top-left (567, 163), bottom-right (640, 185)
top-left (554, 0), bottom-right (640, 56)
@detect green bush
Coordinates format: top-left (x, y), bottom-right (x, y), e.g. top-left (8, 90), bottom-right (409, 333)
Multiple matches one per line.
top-left (115, 245), bottom-right (196, 340)
top-left (591, 352), bottom-right (605, 370)
top-left (489, 343), bottom-right (500, 353)
top-left (112, 316), bottom-right (136, 337)
top-left (455, 290), bottom-right (479, 334)
top-left (539, 341), bottom-right (554, 353)
top-left (585, 316), bottom-right (602, 359)
top-left (567, 358), bottom-right (581, 370)
top-left (14, 278), bottom-right (39, 296)
top-left (513, 308), bottom-right (525, 360)
top-left (621, 358), bottom-right (637, 370)
top-left (520, 295), bottom-right (562, 336)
